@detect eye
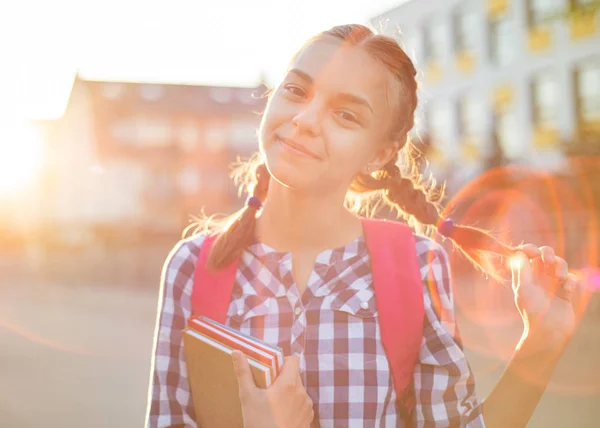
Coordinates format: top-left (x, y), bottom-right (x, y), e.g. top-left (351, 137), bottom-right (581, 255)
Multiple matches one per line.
top-left (283, 84), bottom-right (307, 99)
top-left (336, 110), bottom-right (359, 124)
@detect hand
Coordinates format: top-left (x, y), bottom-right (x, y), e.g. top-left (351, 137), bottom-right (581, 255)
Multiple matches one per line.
top-left (232, 351), bottom-right (314, 428)
top-left (511, 244), bottom-right (579, 353)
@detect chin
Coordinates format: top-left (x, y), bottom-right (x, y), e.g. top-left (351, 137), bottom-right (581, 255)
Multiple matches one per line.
top-left (264, 155), bottom-right (315, 191)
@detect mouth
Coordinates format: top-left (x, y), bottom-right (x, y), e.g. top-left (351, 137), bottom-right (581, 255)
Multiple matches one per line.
top-left (276, 136), bottom-right (321, 160)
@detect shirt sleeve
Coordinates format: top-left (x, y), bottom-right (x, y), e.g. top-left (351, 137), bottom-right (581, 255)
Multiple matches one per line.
top-left (145, 236), bottom-right (204, 428)
top-left (412, 239), bottom-right (486, 428)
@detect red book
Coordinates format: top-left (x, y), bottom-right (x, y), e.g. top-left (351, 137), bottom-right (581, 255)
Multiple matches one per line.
top-left (187, 315), bottom-right (284, 379)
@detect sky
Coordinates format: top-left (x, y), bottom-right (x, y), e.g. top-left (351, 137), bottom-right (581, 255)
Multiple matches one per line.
top-left (1, 0), bottom-right (408, 120)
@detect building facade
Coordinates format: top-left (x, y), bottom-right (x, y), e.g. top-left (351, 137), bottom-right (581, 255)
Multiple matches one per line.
top-left (371, 0), bottom-right (599, 186)
top-left (36, 76), bottom-right (267, 247)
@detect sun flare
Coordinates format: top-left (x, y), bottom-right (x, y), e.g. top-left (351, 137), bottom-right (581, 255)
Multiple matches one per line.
top-left (0, 121), bottom-right (43, 195)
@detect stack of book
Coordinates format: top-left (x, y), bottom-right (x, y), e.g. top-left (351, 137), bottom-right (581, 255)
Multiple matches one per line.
top-left (182, 315), bottom-right (284, 428)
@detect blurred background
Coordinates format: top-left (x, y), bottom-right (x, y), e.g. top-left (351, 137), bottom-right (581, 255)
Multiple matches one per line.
top-left (0, 0), bottom-right (599, 427)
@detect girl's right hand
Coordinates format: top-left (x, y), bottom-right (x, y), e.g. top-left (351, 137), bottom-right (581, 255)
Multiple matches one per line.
top-left (232, 351), bottom-right (314, 428)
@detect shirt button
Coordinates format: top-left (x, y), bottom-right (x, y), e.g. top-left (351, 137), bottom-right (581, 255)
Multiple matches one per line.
top-left (237, 309), bottom-right (244, 317)
top-left (294, 306), bottom-right (302, 316)
top-left (360, 301), bottom-right (369, 310)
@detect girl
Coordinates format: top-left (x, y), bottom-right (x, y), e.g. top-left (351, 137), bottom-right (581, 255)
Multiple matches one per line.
top-left (145, 25), bottom-right (578, 427)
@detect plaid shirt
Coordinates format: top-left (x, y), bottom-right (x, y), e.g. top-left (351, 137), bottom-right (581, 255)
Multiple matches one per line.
top-left (145, 233), bottom-right (486, 428)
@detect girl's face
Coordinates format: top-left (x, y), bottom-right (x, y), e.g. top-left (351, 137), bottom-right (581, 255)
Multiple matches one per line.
top-left (259, 38), bottom-right (399, 194)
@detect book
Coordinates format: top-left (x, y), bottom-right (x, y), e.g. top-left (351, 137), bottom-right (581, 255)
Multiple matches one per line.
top-left (182, 315), bottom-right (284, 428)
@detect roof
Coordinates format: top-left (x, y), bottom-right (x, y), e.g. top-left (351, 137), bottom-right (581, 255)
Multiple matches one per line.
top-left (81, 77), bottom-right (269, 116)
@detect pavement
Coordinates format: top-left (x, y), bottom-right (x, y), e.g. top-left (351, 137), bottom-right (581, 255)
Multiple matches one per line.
top-left (0, 281), bottom-right (598, 427)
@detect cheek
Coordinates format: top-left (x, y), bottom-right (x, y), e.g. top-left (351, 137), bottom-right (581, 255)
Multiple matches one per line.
top-left (325, 127), bottom-right (373, 172)
top-left (259, 97), bottom-right (286, 143)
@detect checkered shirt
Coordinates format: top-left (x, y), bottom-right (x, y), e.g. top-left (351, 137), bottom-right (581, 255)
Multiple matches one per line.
top-left (145, 233), bottom-right (486, 428)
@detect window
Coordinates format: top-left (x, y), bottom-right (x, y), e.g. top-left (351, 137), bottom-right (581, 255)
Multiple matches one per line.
top-left (139, 84), bottom-right (164, 101)
top-left (489, 16), bottom-right (516, 65)
top-left (150, 169), bottom-right (175, 200)
top-left (575, 59), bottom-right (600, 128)
top-left (494, 110), bottom-right (523, 158)
top-left (229, 119), bottom-right (258, 151)
top-left (205, 121), bottom-right (228, 151)
top-left (177, 122), bottom-right (200, 152)
top-left (111, 120), bottom-right (136, 143)
top-left (458, 94), bottom-right (487, 158)
top-left (423, 19), bottom-right (446, 64)
top-left (112, 117), bottom-right (172, 147)
top-left (458, 94), bottom-right (487, 138)
top-left (426, 101), bottom-right (453, 150)
top-left (454, 9), bottom-right (478, 54)
top-left (102, 83), bottom-right (124, 100)
top-left (136, 118), bottom-right (172, 146)
top-left (178, 166), bottom-right (201, 195)
top-left (209, 87), bottom-right (234, 104)
top-left (526, 0), bottom-right (561, 27)
top-left (531, 71), bottom-right (558, 128)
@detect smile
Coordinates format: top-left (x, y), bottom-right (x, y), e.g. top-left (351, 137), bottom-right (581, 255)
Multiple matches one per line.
top-left (277, 136), bottom-right (321, 160)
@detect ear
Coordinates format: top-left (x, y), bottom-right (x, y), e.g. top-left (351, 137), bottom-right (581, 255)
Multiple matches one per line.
top-left (362, 140), bottom-right (400, 174)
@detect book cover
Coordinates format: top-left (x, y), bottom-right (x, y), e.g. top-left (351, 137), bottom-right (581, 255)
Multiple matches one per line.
top-left (182, 328), bottom-right (272, 428)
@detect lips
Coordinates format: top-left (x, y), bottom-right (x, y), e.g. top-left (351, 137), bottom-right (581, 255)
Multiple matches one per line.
top-left (277, 136), bottom-right (321, 160)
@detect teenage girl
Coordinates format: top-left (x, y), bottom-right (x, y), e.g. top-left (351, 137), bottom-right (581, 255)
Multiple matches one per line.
top-left (145, 24), bottom-right (578, 428)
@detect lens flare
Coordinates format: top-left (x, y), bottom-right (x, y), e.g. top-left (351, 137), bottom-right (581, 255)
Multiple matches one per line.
top-left (0, 319), bottom-right (94, 356)
top-left (445, 162), bottom-right (600, 396)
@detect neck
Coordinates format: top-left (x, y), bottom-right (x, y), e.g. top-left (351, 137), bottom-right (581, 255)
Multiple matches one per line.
top-left (256, 180), bottom-right (362, 252)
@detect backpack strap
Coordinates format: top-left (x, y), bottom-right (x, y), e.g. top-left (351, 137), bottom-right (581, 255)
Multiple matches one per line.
top-left (361, 218), bottom-right (424, 422)
top-left (190, 234), bottom-right (239, 323)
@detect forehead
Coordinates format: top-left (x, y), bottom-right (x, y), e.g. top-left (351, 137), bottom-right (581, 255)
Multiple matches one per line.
top-left (288, 38), bottom-right (395, 108)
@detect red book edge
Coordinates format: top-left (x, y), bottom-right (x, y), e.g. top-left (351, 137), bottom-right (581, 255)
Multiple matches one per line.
top-left (188, 317), bottom-right (281, 378)
top-left (191, 315), bottom-right (284, 374)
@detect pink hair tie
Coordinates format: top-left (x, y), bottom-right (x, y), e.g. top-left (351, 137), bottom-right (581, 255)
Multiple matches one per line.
top-left (246, 196), bottom-right (262, 211)
top-left (437, 219), bottom-right (455, 238)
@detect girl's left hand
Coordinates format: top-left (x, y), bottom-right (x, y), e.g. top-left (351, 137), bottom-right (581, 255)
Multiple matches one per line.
top-left (510, 244), bottom-right (579, 353)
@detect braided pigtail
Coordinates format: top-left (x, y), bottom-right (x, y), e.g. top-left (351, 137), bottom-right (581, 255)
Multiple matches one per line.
top-left (206, 162), bottom-right (270, 269)
top-left (381, 155), bottom-right (515, 276)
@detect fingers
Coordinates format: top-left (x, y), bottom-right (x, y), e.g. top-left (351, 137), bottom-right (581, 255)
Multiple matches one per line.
top-left (556, 272), bottom-right (578, 302)
top-left (304, 395), bottom-right (315, 424)
top-left (517, 243), bottom-right (542, 259)
top-left (276, 355), bottom-right (300, 387)
top-left (538, 245), bottom-right (555, 262)
top-left (514, 244), bottom-right (567, 278)
top-left (552, 256), bottom-right (569, 282)
top-left (232, 350), bottom-right (257, 400)
top-left (512, 244), bottom-right (576, 299)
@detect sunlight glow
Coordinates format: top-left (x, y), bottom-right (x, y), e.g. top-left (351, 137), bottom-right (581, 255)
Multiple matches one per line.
top-left (0, 121), bottom-right (43, 195)
top-left (509, 255), bottom-right (525, 271)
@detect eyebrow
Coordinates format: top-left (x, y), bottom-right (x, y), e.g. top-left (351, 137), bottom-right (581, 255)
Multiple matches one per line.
top-left (287, 68), bottom-right (374, 114)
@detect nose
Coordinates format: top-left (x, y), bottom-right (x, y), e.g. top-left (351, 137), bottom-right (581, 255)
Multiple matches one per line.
top-left (292, 98), bottom-right (321, 137)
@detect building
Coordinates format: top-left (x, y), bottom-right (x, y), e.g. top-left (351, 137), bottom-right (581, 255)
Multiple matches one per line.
top-left (35, 75), bottom-right (267, 248)
top-left (21, 76), bottom-right (268, 286)
top-left (371, 0), bottom-right (599, 187)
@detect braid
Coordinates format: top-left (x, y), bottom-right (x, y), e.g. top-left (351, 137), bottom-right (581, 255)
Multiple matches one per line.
top-left (379, 155), bottom-right (515, 276)
top-left (383, 162), bottom-right (440, 227)
top-left (207, 162), bottom-right (270, 269)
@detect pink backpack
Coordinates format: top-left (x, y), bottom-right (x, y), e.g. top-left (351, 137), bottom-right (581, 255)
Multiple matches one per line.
top-left (191, 218), bottom-right (425, 422)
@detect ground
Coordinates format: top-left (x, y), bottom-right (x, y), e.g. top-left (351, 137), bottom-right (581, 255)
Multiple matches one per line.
top-left (0, 282), bottom-right (598, 427)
